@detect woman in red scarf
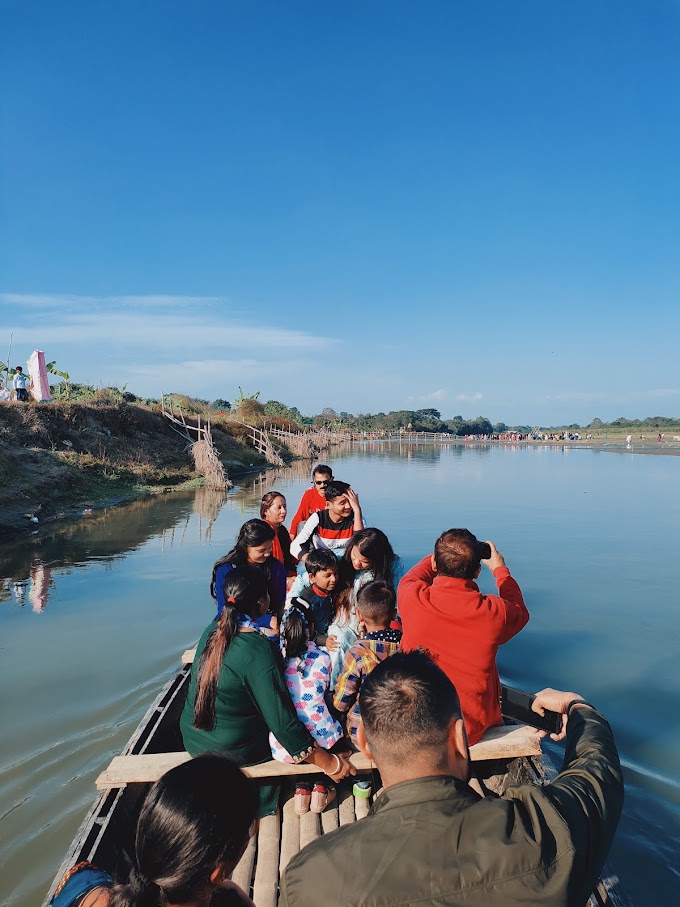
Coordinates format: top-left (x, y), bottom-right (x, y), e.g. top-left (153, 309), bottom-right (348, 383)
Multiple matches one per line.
top-left (261, 491), bottom-right (298, 577)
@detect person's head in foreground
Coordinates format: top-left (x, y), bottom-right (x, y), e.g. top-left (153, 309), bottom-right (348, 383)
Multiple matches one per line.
top-left (110, 754), bottom-right (257, 907)
top-left (357, 649), bottom-right (471, 785)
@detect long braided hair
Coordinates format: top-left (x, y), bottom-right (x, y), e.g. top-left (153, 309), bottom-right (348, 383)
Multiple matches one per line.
top-left (194, 566), bottom-right (269, 730)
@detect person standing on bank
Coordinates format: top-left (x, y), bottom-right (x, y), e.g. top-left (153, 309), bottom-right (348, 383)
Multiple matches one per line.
top-left (13, 366), bottom-right (29, 402)
top-left (279, 651), bottom-right (624, 907)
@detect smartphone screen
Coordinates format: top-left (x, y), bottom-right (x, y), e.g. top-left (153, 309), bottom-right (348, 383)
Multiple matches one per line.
top-left (500, 685), bottom-right (562, 735)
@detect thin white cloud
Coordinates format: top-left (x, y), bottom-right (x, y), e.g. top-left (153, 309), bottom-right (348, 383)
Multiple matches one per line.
top-left (406, 388), bottom-right (446, 403)
top-left (0, 293), bottom-right (333, 352)
top-left (455, 392), bottom-right (483, 402)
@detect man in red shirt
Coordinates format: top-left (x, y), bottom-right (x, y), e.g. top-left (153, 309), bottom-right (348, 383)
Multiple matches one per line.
top-left (290, 464), bottom-right (333, 537)
top-left (398, 529), bottom-right (529, 745)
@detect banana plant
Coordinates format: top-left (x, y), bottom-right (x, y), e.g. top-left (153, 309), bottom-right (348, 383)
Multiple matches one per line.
top-left (45, 361), bottom-right (71, 396)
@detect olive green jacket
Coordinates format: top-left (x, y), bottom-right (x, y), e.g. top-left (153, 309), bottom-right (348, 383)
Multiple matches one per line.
top-left (279, 708), bottom-right (623, 907)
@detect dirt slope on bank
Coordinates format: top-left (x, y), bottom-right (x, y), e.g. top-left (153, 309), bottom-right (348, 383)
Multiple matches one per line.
top-left (0, 401), bottom-right (266, 539)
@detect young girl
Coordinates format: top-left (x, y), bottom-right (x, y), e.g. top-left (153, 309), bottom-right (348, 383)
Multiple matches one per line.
top-left (269, 601), bottom-right (344, 813)
top-left (210, 519), bottom-right (286, 634)
top-left (327, 528), bottom-right (403, 686)
top-left (50, 754), bottom-right (258, 907)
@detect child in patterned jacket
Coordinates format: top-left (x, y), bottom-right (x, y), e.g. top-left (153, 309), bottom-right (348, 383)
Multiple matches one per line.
top-left (270, 599), bottom-right (343, 760)
top-left (269, 599), bottom-right (344, 813)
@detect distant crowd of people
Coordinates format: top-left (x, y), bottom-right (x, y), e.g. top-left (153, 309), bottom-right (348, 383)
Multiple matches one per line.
top-left (53, 463), bottom-right (624, 907)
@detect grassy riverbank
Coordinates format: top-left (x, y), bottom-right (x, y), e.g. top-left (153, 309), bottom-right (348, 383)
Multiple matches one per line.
top-left (0, 399), bottom-right (269, 539)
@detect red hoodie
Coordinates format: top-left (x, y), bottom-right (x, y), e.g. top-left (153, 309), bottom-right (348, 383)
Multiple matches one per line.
top-left (398, 557), bottom-right (529, 745)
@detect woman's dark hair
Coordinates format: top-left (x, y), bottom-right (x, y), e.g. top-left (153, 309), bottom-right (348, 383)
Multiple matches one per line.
top-left (343, 528), bottom-right (398, 585)
top-left (336, 528), bottom-right (400, 615)
top-left (281, 600), bottom-right (313, 660)
top-left (195, 566), bottom-right (269, 730)
top-left (109, 754), bottom-right (257, 907)
top-left (260, 491), bottom-right (286, 520)
top-left (210, 519), bottom-right (275, 599)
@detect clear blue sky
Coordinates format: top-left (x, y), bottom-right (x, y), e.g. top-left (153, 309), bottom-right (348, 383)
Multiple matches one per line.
top-left (1, 1), bottom-right (678, 425)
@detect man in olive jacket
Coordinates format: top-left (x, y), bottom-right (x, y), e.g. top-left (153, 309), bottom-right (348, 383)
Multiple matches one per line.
top-left (279, 651), bottom-right (624, 907)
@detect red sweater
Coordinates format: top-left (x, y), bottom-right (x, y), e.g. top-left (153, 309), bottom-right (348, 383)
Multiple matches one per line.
top-left (398, 557), bottom-right (529, 746)
top-left (290, 487), bottom-right (327, 536)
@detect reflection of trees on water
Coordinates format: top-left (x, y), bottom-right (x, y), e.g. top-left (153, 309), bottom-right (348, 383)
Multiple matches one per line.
top-left (0, 494), bottom-right (202, 613)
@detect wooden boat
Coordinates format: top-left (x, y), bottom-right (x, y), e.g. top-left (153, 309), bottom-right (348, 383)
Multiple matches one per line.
top-left (42, 655), bottom-right (633, 907)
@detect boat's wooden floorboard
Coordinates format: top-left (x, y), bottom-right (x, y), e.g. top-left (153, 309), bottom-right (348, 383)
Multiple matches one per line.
top-left (232, 781), bottom-right (363, 905)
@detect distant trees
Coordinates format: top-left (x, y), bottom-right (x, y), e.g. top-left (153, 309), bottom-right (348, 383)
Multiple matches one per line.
top-left (445, 415), bottom-right (493, 436)
top-left (263, 400), bottom-right (304, 424)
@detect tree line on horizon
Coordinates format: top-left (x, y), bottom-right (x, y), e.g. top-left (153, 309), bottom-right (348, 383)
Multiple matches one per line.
top-left (24, 378), bottom-right (680, 436)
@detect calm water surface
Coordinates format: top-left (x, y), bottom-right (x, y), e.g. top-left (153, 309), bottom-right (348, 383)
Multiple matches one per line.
top-left (1, 444), bottom-right (679, 906)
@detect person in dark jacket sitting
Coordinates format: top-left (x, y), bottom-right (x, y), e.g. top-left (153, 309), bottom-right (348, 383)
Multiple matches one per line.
top-left (279, 650), bottom-right (624, 907)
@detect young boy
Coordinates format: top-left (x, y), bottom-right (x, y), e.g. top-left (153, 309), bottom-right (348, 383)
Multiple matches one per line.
top-left (13, 366), bottom-right (29, 402)
top-left (290, 465), bottom-right (334, 537)
top-left (332, 580), bottom-right (402, 746)
top-left (292, 548), bottom-right (339, 647)
top-left (290, 480), bottom-right (364, 561)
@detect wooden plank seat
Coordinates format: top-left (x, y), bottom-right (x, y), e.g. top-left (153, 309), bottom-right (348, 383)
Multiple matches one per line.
top-left (95, 723), bottom-right (541, 790)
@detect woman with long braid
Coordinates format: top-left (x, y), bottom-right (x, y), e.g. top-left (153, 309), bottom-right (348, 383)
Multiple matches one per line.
top-left (181, 566), bottom-right (354, 816)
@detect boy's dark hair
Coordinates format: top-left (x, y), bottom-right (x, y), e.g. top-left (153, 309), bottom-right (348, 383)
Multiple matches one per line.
top-left (361, 650), bottom-right (463, 766)
top-left (324, 480), bottom-right (350, 502)
top-left (356, 580), bottom-right (395, 626)
top-left (312, 464), bottom-right (333, 478)
top-left (305, 548), bottom-right (339, 576)
top-left (15, 366), bottom-right (22, 372)
top-left (434, 528), bottom-right (483, 579)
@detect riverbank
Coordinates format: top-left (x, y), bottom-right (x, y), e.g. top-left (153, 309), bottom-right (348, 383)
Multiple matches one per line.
top-left (0, 400), bottom-right (269, 540)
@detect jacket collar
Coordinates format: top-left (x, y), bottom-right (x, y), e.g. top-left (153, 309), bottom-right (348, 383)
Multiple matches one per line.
top-left (433, 575), bottom-right (480, 593)
top-left (370, 775), bottom-right (480, 815)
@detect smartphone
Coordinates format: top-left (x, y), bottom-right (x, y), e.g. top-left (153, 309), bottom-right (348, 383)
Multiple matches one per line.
top-left (500, 685), bottom-right (562, 735)
top-left (477, 542), bottom-right (492, 560)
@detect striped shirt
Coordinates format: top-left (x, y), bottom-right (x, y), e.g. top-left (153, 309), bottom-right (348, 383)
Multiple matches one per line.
top-left (290, 510), bottom-right (356, 559)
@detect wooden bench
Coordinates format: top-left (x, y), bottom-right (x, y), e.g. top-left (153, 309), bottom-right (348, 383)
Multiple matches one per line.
top-left (95, 723), bottom-right (541, 790)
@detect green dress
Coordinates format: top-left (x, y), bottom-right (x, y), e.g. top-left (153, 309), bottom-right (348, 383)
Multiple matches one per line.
top-left (180, 624), bottom-right (314, 816)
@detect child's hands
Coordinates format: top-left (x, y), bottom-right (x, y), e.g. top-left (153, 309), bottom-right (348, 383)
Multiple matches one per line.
top-left (326, 634), bottom-right (339, 652)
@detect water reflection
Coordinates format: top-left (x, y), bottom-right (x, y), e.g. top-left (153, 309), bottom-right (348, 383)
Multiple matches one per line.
top-left (0, 490), bottom-right (234, 614)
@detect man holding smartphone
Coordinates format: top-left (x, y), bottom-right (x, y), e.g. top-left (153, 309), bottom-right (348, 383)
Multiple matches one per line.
top-left (398, 528), bottom-right (529, 745)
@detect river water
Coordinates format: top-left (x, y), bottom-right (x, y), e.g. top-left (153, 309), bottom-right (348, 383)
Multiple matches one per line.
top-left (1, 443), bottom-right (678, 906)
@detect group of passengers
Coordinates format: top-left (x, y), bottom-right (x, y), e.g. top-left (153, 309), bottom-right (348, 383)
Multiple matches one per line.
top-left (54, 464), bottom-right (624, 907)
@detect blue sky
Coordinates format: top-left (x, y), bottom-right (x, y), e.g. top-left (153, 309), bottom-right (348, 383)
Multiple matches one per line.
top-left (1, 1), bottom-right (678, 425)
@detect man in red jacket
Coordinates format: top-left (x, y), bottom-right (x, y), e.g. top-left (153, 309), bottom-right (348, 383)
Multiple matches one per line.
top-left (290, 464), bottom-right (334, 537)
top-left (398, 529), bottom-right (529, 745)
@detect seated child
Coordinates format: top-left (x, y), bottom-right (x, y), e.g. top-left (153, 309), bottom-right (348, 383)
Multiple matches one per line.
top-left (293, 548), bottom-right (339, 647)
top-left (269, 600), bottom-right (343, 763)
top-left (332, 580), bottom-right (402, 746)
top-left (290, 480), bottom-right (364, 562)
